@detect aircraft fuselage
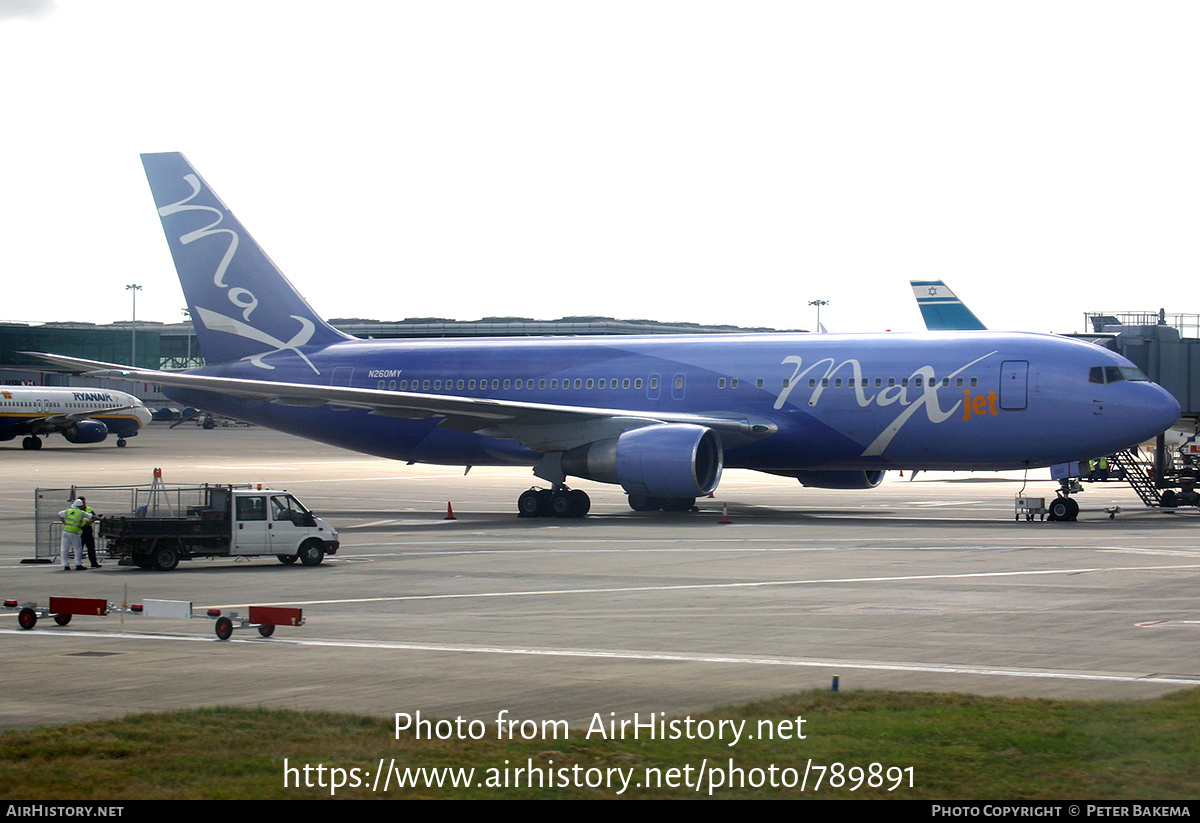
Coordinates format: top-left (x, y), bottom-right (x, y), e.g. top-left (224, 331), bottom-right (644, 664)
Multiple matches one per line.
top-left (167, 329), bottom-right (1178, 473)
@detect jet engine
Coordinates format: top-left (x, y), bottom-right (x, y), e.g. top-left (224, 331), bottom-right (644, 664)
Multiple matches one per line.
top-left (791, 470), bottom-right (885, 489)
top-left (561, 423), bottom-right (723, 498)
top-left (62, 420), bottom-right (109, 444)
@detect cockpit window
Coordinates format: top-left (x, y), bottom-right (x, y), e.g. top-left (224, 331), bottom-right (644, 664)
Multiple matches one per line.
top-left (1090, 365), bottom-right (1150, 384)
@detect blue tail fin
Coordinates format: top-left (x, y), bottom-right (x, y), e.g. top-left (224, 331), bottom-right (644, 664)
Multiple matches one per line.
top-left (141, 153), bottom-right (352, 372)
top-left (910, 280), bottom-right (987, 331)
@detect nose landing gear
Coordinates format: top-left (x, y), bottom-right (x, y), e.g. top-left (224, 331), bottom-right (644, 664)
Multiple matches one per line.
top-left (1046, 478), bottom-right (1082, 522)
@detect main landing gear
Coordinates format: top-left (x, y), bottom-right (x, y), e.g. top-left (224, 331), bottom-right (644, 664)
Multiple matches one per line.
top-left (21, 436), bottom-right (42, 450)
top-left (517, 486), bottom-right (590, 519)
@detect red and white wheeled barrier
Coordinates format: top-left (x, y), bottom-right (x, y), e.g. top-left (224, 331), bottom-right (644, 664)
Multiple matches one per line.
top-left (4, 596), bottom-right (304, 641)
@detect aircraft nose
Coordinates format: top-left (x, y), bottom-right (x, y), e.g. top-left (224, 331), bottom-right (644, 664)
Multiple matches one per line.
top-left (1149, 383), bottom-right (1182, 432)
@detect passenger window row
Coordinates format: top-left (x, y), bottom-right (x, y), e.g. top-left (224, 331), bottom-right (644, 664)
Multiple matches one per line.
top-left (377, 377), bottom-right (654, 392)
top-left (374, 373), bottom-right (984, 393)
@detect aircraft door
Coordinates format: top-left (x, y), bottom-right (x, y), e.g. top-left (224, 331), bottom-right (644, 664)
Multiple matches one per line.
top-left (999, 361), bottom-right (1028, 410)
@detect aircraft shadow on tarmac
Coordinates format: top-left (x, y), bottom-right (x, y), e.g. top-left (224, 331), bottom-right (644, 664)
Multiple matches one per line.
top-left (325, 506), bottom-right (1078, 533)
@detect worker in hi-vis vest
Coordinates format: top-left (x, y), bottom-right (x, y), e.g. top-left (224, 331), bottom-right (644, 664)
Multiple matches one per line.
top-left (58, 498), bottom-right (95, 571)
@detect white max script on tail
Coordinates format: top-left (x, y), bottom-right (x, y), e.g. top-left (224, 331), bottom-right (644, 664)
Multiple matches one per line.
top-left (159, 174), bottom-right (320, 373)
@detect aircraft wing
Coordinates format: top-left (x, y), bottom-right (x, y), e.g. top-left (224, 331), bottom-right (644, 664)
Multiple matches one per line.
top-left (27, 353), bottom-right (777, 451)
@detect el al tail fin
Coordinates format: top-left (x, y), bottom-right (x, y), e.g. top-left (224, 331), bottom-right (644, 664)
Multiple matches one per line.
top-left (140, 152), bottom-right (352, 372)
top-left (910, 280), bottom-right (987, 331)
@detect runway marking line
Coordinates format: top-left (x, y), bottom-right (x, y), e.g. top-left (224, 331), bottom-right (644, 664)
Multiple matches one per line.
top-left (3, 627), bottom-right (1197, 688)
top-left (205, 562), bottom-right (1200, 609)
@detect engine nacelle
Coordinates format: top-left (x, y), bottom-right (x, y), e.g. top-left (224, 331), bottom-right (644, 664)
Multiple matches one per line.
top-left (792, 470), bottom-right (885, 490)
top-left (62, 419), bottom-right (109, 444)
top-left (561, 423), bottom-right (723, 498)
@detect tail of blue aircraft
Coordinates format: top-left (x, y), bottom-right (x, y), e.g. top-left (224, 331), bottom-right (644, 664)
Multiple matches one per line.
top-left (910, 280), bottom-right (987, 331)
top-left (140, 152), bottom-right (352, 373)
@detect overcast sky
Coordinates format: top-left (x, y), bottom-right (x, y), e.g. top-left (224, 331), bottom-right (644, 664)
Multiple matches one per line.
top-left (1, 1), bottom-right (1197, 335)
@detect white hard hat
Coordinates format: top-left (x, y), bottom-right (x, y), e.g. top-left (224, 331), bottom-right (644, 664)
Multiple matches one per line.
top-left (73, 498), bottom-right (85, 508)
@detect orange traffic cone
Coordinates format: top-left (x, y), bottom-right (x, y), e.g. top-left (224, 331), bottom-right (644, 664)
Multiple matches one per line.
top-left (718, 502), bottom-right (731, 524)
top-left (444, 502), bottom-right (457, 520)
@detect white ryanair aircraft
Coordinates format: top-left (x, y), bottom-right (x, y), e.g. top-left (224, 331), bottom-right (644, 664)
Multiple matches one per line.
top-left (0, 386), bottom-right (151, 449)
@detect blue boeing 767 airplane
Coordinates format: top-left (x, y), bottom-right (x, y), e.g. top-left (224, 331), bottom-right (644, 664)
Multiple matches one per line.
top-left (33, 153), bottom-right (1181, 519)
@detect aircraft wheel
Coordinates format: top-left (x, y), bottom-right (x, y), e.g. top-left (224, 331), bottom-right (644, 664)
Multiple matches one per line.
top-left (298, 540), bottom-right (324, 566)
top-left (551, 490), bottom-right (589, 518)
top-left (1062, 498), bottom-right (1079, 521)
top-left (550, 491), bottom-right (573, 518)
top-left (22, 437), bottom-right (41, 450)
top-left (18, 607), bottom-right (37, 630)
top-left (257, 624), bottom-right (276, 638)
top-left (215, 616), bottom-right (234, 641)
top-left (568, 489), bottom-right (590, 517)
top-left (627, 494), bottom-right (660, 512)
top-left (277, 554), bottom-right (298, 565)
top-left (1047, 498), bottom-right (1078, 522)
top-left (54, 613), bottom-right (72, 626)
top-left (117, 439), bottom-right (127, 448)
top-left (1160, 489), bottom-right (1178, 508)
top-left (517, 489), bottom-right (549, 518)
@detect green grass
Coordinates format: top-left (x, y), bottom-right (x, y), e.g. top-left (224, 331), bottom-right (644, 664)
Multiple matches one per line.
top-left (1, 689), bottom-right (1198, 799)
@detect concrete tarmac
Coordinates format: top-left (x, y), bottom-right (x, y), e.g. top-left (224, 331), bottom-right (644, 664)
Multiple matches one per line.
top-left (1, 423), bottom-right (1198, 729)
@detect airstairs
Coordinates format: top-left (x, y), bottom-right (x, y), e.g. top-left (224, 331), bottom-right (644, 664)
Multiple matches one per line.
top-left (1104, 449), bottom-right (1162, 507)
